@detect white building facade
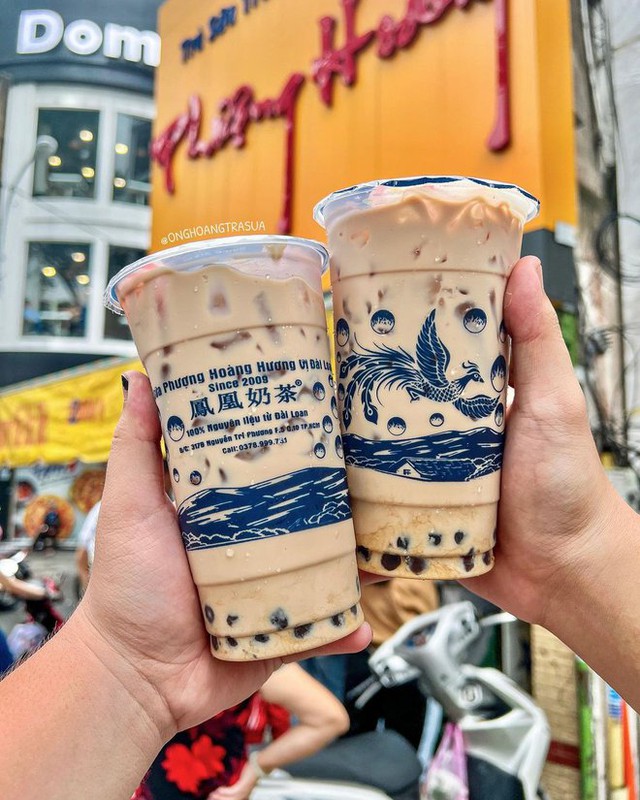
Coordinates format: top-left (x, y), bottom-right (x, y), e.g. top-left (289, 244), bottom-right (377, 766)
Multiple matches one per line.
top-left (0, 0), bottom-right (162, 386)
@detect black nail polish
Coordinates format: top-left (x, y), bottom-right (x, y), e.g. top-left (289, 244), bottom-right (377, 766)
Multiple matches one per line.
top-left (121, 374), bottom-right (129, 398)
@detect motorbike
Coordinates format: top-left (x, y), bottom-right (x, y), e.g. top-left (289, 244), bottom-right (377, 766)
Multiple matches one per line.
top-left (252, 601), bottom-right (549, 800)
top-left (0, 548), bottom-right (65, 659)
top-left (360, 601), bottom-right (550, 800)
top-left (0, 549), bottom-right (34, 611)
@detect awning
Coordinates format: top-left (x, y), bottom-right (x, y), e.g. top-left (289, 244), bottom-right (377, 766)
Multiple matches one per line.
top-left (0, 357), bottom-right (142, 467)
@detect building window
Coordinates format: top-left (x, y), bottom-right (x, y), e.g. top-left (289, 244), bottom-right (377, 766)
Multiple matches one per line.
top-left (113, 115), bottom-right (152, 206)
top-left (23, 242), bottom-right (91, 337)
top-left (103, 246), bottom-right (145, 340)
top-left (34, 109), bottom-right (99, 199)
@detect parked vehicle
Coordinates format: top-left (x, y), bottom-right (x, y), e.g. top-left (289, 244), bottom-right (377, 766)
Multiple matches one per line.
top-left (0, 548), bottom-right (64, 660)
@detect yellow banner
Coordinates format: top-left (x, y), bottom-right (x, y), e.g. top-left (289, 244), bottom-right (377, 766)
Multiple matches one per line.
top-left (0, 359), bottom-right (141, 467)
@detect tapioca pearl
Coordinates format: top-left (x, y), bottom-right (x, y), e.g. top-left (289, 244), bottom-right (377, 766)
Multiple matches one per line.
top-left (454, 531), bottom-right (465, 545)
top-left (266, 325), bottom-right (281, 344)
top-left (211, 635), bottom-right (219, 651)
top-left (254, 634), bottom-right (270, 644)
top-left (428, 533), bottom-right (442, 546)
top-left (396, 536), bottom-right (409, 550)
top-left (161, 363), bottom-right (170, 380)
top-left (381, 553), bottom-right (401, 571)
top-left (331, 613), bottom-right (345, 627)
top-left (210, 291), bottom-right (228, 312)
top-left (254, 290), bottom-right (272, 320)
top-left (226, 637), bottom-right (238, 648)
top-left (462, 549), bottom-right (476, 573)
top-left (204, 605), bottom-right (215, 624)
top-left (226, 614), bottom-right (239, 627)
top-left (357, 545), bottom-right (371, 562)
top-left (350, 605), bottom-right (358, 616)
top-left (294, 623), bottom-right (313, 639)
top-left (407, 556), bottom-right (427, 575)
top-left (482, 551), bottom-right (493, 566)
top-left (270, 608), bottom-right (289, 630)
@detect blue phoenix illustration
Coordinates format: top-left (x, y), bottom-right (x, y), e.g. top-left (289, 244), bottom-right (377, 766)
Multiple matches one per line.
top-left (339, 309), bottom-right (499, 427)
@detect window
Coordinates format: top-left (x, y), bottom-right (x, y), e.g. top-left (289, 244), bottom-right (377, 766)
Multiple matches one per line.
top-left (112, 115), bottom-right (152, 206)
top-left (103, 246), bottom-right (145, 340)
top-left (34, 109), bottom-right (99, 199)
top-left (23, 242), bottom-right (92, 337)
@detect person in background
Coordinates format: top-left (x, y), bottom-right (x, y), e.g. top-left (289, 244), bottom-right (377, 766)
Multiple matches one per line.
top-left (23, 300), bottom-right (44, 334)
top-left (345, 578), bottom-right (439, 748)
top-left (135, 662), bottom-right (349, 800)
top-left (0, 628), bottom-right (13, 673)
top-left (300, 653), bottom-right (349, 702)
top-left (33, 502), bottom-right (61, 552)
top-left (76, 500), bottom-right (101, 596)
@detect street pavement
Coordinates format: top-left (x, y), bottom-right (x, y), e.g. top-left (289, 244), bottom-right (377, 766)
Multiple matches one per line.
top-left (0, 547), bottom-right (79, 636)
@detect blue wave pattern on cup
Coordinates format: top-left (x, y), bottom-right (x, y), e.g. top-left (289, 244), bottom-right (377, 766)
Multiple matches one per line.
top-left (179, 467), bottom-right (351, 550)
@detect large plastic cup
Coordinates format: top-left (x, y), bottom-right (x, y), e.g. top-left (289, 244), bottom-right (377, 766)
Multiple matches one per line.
top-left (105, 236), bottom-right (363, 660)
top-left (314, 177), bottom-right (539, 579)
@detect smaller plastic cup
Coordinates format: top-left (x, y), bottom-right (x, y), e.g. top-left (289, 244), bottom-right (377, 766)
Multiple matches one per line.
top-left (105, 236), bottom-right (363, 660)
top-left (314, 177), bottom-right (539, 579)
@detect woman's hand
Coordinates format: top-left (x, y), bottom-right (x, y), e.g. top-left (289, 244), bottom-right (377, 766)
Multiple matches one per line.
top-left (207, 762), bottom-right (258, 800)
top-left (461, 257), bottom-right (619, 626)
top-left (76, 371), bottom-right (371, 742)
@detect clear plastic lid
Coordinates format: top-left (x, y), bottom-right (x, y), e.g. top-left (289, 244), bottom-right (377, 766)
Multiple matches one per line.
top-left (104, 235), bottom-right (329, 315)
top-left (314, 175), bottom-right (540, 229)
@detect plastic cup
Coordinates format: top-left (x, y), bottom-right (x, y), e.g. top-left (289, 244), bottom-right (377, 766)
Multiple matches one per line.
top-left (314, 177), bottom-right (539, 579)
top-left (105, 236), bottom-right (363, 660)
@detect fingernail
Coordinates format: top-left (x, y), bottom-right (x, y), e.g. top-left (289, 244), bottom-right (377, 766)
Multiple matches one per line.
top-left (121, 374), bottom-right (129, 400)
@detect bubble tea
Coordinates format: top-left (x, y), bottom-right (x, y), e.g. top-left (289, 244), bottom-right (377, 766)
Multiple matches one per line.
top-left (105, 236), bottom-right (363, 660)
top-left (314, 177), bottom-right (539, 579)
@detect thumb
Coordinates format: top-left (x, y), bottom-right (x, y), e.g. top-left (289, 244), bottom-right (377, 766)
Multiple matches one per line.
top-left (504, 256), bottom-right (576, 412)
top-left (101, 371), bottom-right (166, 523)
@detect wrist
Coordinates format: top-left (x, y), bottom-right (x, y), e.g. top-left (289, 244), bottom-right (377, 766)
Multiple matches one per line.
top-left (540, 479), bottom-right (634, 633)
top-left (68, 603), bottom-right (177, 747)
top-left (248, 750), bottom-right (271, 780)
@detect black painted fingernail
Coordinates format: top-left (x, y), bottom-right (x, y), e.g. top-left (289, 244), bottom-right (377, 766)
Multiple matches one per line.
top-left (121, 374), bottom-right (129, 399)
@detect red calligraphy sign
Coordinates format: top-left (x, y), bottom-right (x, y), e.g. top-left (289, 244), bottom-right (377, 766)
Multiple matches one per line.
top-left (153, 0), bottom-right (510, 234)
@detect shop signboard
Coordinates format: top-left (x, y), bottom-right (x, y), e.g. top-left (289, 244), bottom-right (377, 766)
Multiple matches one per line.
top-left (0, 0), bottom-right (163, 93)
top-left (151, 0), bottom-right (577, 292)
top-left (11, 460), bottom-right (105, 546)
top-left (0, 359), bottom-right (140, 468)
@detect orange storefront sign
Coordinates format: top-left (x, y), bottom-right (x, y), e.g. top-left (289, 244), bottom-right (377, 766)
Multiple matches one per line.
top-left (152, 0), bottom-right (576, 280)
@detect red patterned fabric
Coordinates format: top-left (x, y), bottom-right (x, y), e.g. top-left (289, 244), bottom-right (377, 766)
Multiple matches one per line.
top-left (134, 694), bottom-right (290, 799)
